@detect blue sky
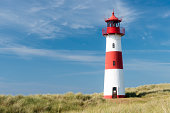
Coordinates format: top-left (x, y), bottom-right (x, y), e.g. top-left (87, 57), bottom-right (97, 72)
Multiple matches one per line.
top-left (0, 0), bottom-right (170, 95)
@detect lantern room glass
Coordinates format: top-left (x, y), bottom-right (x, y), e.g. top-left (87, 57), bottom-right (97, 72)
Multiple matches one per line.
top-left (107, 21), bottom-right (120, 27)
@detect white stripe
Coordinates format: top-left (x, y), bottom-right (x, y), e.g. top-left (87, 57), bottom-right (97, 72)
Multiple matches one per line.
top-left (105, 34), bottom-right (122, 52)
top-left (104, 69), bottom-right (125, 96)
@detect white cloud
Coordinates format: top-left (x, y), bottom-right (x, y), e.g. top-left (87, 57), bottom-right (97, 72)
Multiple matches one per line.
top-left (60, 70), bottom-right (104, 77)
top-left (125, 59), bottom-right (170, 77)
top-left (0, 0), bottom-right (65, 39)
top-left (161, 40), bottom-right (170, 46)
top-left (142, 32), bottom-right (152, 40)
top-left (0, 11), bottom-right (20, 24)
top-left (61, 22), bottom-right (68, 26)
top-left (70, 24), bottom-right (93, 29)
top-left (29, 7), bottom-right (47, 13)
top-left (123, 59), bottom-right (170, 86)
top-left (0, 0), bottom-right (138, 39)
top-left (0, 46), bottom-right (104, 62)
top-left (0, 10), bottom-right (62, 39)
top-left (162, 11), bottom-right (170, 18)
top-left (29, 20), bottom-right (61, 39)
top-left (146, 25), bottom-right (158, 29)
top-left (124, 59), bottom-right (170, 75)
top-left (50, 0), bottom-right (65, 8)
top-left (0, 37), bottom-right (12, 46)
top-left (29, 0), bottom-right (65, 13)
top-left (114, 0), bottom-right (138, 25)
top-left (0, 34), bottom-right (104, 63)
top-left (72, 4), bottom-right (89, 10)
top-left (100, 0), bottom-right (138, 28)
top-left (124, 49), bottom-right (170, 53)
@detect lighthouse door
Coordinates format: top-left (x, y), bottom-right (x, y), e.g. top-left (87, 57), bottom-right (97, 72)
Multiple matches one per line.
top-left (112, 87), bottom-right (117, 98)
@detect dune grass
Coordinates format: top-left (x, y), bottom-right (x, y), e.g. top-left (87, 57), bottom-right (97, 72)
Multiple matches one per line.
top-left (70, 84), bottom-right (170, 113)
top-left (0, 83), bottom-right (170, 113)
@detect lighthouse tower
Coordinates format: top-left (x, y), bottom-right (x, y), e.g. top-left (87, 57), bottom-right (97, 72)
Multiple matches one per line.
top-left (102, 11), bottom-right (125, 99)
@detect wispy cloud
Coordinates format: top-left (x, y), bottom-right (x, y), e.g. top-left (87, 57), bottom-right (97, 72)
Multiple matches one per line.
top-left (72, 3), bottom-right (89, 10)
top-left (162, 11), bottom-right (170, 18)
top-left (0, 0), bottom-right (138, 39)
top-left (123, 59), bottom-right (170, 87)
top-left (29, 0), bottom-right (65, 13)
top-left (58, 70), bottom-right (104, 78)
top-left (124, 49), bottom-right (170, 53)
top-left (70, 24), bottom-right (93, 29)
top-left (29, 20), bottom-right (61, 39)
top-left (125, 59), bottom-right (170, 75)
top-left (141, 32), bottom-right (153, 40)
top-left (0, 34), bottom-right (104, 63)
top-left (161, 40), bottom-right (170, 46)
top-left (0, 37), bottom-right (12, 46)
top-left (0, 46), bottom-right (104, 62)
top-left (114, 0), bottom-right (138, 26)
top-left (0, 0), bottom-right (65, 39)
top-left (146, 24), bottom-right (158, 29)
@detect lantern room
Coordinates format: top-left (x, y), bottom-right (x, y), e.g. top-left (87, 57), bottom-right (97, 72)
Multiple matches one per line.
top-left (102, 11), bottom-right (125, 36)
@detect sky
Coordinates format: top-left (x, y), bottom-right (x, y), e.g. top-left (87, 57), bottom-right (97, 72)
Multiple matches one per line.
top-left (0, 0), bottom-right (170, 95)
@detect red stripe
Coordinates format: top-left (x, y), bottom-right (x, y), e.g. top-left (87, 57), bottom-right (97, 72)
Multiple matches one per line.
top-left (104, 95), bottom-right (125, 99)
top-left (103, 95), bottom-right (112, 99)
top-left (105, 51), bottom-right (123, 69)
top-left (107, 27), bottom-right (120, 34)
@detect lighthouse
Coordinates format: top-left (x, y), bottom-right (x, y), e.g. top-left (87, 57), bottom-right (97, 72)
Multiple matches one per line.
top-left (102, 11), bottom-right (125, 99)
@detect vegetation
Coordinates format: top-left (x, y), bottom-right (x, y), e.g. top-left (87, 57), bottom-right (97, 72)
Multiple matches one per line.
top-left (0, 83), bottom-right (170, 113)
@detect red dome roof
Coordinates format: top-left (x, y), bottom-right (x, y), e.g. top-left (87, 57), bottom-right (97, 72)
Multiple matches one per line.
top-left (105, 11), bottom-right (121, 22)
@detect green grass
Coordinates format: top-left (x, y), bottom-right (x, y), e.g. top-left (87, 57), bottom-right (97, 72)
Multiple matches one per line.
top-left (0, 83), bottom-right (170, 113)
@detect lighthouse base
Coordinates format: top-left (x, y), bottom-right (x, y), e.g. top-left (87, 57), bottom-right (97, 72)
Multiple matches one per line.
top-left (104, 95), bottom-right (125, 99)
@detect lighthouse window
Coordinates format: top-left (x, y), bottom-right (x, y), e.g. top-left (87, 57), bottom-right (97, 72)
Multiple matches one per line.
top-left (112, 21), bottom-right (116, 27)
top-left (112, 43), bottom-right (115, 48)
top-left (111, 21), bottom-right (114, 27)
top-left (111, 22), bottom-right (113, 27)
top-left (115, 23), bottom-right (117, 27)
top-left (116, 22), bottom-right (120, 27)
top-left (107, 22), bottom-right (111, 27)
top-left (113, 61), bottom-right (116, 66)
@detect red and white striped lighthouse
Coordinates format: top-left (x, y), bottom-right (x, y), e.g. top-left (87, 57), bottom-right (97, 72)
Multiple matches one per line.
top-left (102, 11), bottom-right (125, 99)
